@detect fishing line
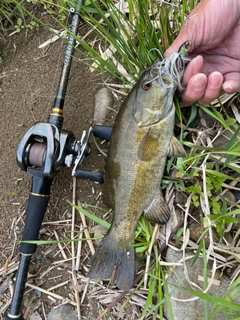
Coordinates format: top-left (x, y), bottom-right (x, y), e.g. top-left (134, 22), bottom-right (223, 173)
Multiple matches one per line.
top-left (147, 51), bottom-right (191, 91)
top-left (145, 13), bottom-right (197, 91)
top-left (156, 0), bottom-right (178, 9)
top-left (155, 13), bottom-right (199, 91)
top-left (162, 14), bottom-right (198, 90)
top-left (147, 48), bottom-right (163, 62)
top-left (185, 13), bottom-right (199, 44)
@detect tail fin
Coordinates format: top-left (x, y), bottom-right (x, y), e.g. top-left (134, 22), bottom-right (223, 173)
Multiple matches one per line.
top-left (88, 233), bottom-right (135, 290)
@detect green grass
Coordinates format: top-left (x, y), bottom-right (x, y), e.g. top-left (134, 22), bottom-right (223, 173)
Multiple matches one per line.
top-left (0, 0), bottom-right (25, 30)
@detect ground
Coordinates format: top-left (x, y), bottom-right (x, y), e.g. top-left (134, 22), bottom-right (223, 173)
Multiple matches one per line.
top-left (1, 8), bottom-right (240, 320)
top-left (0, 17), bottom-right (122, 319)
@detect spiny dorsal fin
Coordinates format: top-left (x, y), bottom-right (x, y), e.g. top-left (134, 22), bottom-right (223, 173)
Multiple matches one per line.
top-left (168, 136), bottom-right (186, 158)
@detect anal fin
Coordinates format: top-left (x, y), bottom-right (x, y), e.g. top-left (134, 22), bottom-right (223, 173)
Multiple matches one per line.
top-left (168, 136), bottom-right (186, 158)
top-left (144, 190), bottom-right (170, 224)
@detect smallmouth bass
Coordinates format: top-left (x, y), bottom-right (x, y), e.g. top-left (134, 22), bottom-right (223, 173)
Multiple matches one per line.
top-left (89, 53), bottom-right (189, 290)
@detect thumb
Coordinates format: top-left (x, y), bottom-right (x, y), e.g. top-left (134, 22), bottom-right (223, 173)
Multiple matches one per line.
top-left (164, 2), bottom-right (204, 58)
top-left (164, 16), bottom-right (198, 58)
top-left (164, 31), bottom-right (191, 57)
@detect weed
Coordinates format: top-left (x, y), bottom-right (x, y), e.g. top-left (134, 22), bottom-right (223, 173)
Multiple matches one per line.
top-left (0, 0), bottom-right (25, 31)
top-left (13, 0), bottom-right (240, 318)
top-left (15, 17), bottom-right (38, 33)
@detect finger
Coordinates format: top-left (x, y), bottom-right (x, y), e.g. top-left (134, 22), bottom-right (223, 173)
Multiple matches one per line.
top-left (181, 73), bottom-right (207, 104)
top-left (164, 20), bottom-right (197, 57)
top-left (223, 72), bottom-right (240, 94)
top-left (198, 72), bottom-right (223, 105)
top-left (164, 38), bottom-right (187, 57)
top-left (182, 55), bottom-right (204, 87)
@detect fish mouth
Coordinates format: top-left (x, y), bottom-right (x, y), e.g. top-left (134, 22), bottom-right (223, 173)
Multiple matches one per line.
top-left (150, 53), bottom-right (190, 91)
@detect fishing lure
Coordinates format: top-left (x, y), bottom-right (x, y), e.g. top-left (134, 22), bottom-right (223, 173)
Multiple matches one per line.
top-left (178, 40), bottom-right (192, 57)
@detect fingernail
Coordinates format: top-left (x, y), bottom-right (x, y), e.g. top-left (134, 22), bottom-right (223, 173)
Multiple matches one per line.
top-left (209, 72), bottom-right (222, 89)
top-left (193, 74), bottom-right (206, 92)
top-left (223, 83), bottom-right (234, 92)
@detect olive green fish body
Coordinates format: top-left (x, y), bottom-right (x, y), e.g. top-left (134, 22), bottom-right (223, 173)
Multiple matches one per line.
top-left (104, 94), bottom-right (175, 243)
top-left (89, 66), bottom-right (186, 290)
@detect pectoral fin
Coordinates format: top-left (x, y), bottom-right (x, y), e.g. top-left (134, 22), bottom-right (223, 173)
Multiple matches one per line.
top-left (144, 190), bottom-right (170, 224)
top-left (138, 132), bottom-right (159, 161)
top-left (168, 136), bottom-right (186, 158)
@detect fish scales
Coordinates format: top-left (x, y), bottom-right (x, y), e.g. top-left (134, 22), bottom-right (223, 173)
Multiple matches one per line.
top-left (105, 92), bottom-right (175, 239)
top-left (89, 54), bottom-right (189, 290)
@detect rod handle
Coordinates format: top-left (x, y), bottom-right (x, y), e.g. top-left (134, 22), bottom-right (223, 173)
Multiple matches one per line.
top-left (20, 177), bottom-right (52, 255)
top-left (20, 193), bottom-right (49, 254)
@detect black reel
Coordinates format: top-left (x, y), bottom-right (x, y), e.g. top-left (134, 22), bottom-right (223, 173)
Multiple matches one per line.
top-left (15, 122), bottom-right (111, 184)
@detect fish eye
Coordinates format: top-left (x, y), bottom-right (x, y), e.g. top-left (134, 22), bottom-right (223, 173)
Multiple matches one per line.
top-left (142, 81), bottom-right (152, 91)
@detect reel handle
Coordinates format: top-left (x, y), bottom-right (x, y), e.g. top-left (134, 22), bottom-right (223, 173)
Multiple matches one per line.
top-left (74, 169), bottom-right (104, 184)
top-left (92, 125), bottom-right (112, 141)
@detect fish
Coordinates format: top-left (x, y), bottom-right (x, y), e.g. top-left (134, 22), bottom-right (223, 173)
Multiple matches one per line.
top-left (88, 50), bottom-right (189, 290)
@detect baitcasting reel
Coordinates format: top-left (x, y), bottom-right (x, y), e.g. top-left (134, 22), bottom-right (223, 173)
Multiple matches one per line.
top-left (16, 121), bottom-right (106, 183)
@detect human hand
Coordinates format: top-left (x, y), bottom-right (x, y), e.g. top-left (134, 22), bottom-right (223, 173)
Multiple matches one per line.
top-left (164, 0), bottom-right (240, 105)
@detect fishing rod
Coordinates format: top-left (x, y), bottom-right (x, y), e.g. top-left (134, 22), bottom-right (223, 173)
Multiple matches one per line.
top-left (4, 1), bottom-right (106, 318)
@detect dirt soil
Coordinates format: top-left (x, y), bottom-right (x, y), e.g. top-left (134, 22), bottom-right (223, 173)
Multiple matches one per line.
top-left (0, 16), bottom-right (131, 320)
top-left (2, 8), bottom-right (240, 320)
